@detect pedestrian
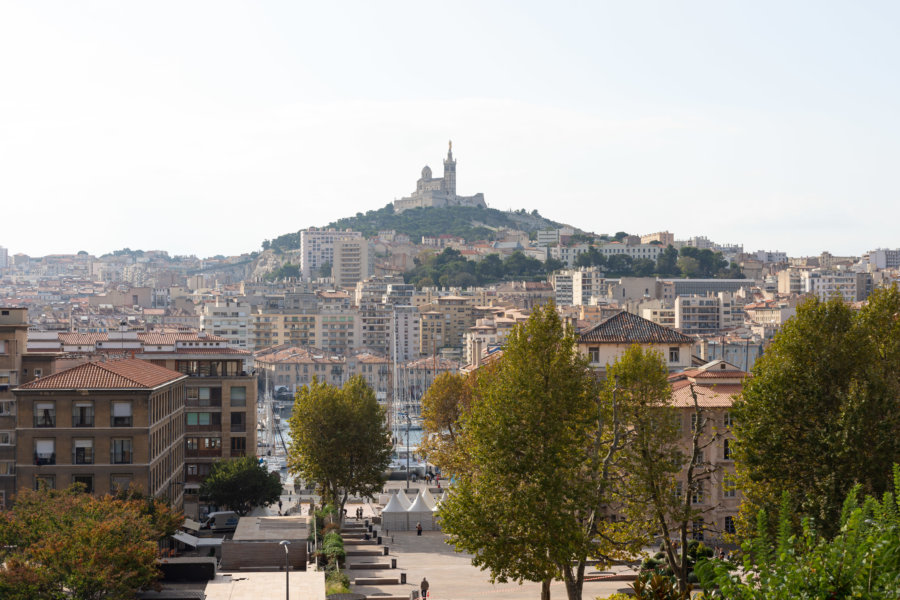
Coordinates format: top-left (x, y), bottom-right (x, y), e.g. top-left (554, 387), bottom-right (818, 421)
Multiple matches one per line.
top-left (420, 576), bottom-right (429, 598)
top-left (416, 522), bottom-right (423, 536)
top-left (278, 500), bottom-right (282, 512)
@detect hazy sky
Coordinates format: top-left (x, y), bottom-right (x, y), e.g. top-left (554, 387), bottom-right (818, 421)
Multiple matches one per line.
top-left (2, 1), bottom-right (898, 258)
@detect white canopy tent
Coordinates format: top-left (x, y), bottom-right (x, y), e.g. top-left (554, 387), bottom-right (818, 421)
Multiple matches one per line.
top-left (408, 491), bottom-right (435, 531)
top-left (380, 492), bottom-right (409, 532)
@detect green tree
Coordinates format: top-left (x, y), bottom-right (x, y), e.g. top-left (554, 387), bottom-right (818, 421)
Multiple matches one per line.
top-left (288, 375), bottom-right (392, 523)
top-left (733, 288), bottom-right (900, 538)
top-left (200, 455), bottom-right (283, 516)
top-left (439, 302), bottom-right (637, 600)
top-left (656, 245), bottom-right (679, 277)
top-left (0, 485), bottom-right (182, 600)
top-left (697, 468), bottom-right (900, 599)
top-left (606, 254), bottom-right (634, 276)
top-left (419, 371), bottom-right (474, 475)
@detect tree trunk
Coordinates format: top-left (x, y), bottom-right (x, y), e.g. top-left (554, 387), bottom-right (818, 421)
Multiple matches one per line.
top-left (541, 578), bottom-right (551, 600)
top-left (563, 561), bottom-right (585, 600)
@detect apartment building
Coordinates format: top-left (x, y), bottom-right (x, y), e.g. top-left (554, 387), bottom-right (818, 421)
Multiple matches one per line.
top-left (333, 237), bottom-right (371, 288)
top-left (674, 293), bottom-right (739, 335)
top-left (254, 346), bottom-right (391, 400)
top-left (418, 296), bottom-right (477, 355)
top-left (299, 228), bottom-right (363, 280)
top-left (549, 244), bottom-right (590, 267)
top-left (391, 305), bottom-right (420, 363)
top-left (640, 231), bottom-right (675, 247)
top-left (577, 311), bottom-right (694, 373)
top-left (801, 270), bottom-right (857, 302)
top-left (600, 241), bottom-right (664, 261)
top-left (14, 359), bottom-right (187, 508)
top-left (250, 311), bottom-right (318, 351)
top-left (551, 267), bottom-right (606, 306)
top-left (200, 298), bottom-right (250, 350)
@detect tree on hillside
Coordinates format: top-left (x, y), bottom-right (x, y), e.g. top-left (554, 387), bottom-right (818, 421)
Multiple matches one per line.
top-left (0, 484), bottom-right (182, 600)
top-left (200, 455), bottom-right (283, 516)
top-left (439, 302), bottom-right (640, 600)
top-left (656, 245), bottom-right (679, 276)
top-left (288, 375), bottom-right (392, 523)
top-left (733, 288), bottom-right (900, 538)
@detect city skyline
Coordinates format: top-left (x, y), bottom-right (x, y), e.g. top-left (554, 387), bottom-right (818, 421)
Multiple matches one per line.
top-left (2, 1), bottom-right (899, 258)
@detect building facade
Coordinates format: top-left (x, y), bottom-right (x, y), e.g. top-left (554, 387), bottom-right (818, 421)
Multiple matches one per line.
top-left (393, 143), bottom-right (486, 213)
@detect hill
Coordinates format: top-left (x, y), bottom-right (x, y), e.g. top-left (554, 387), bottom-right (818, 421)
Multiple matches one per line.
top-left (263, 204), bottom-right (568, 251)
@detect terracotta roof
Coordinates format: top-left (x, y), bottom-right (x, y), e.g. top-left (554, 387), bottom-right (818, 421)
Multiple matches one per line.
top-left (669, 381), bottom-right (742, 408)
top-left (17, 358), bottom-right (185, 390)
top-left (139, 348), bottom-right (250, 355)
top-left (578, 312), bottom-right (695, 345)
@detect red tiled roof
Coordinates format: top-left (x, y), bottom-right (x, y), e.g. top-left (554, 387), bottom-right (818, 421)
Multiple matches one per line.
top-left (578, 312), bottom-right (695, 345)
top-left (17, 358), bottom-right (185, 390)
top-left (669, 382), bottom-right (742, 408)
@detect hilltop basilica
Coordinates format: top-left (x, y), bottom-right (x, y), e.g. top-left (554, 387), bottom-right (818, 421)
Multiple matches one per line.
top-left (393, 142), bottom-right (486, 213)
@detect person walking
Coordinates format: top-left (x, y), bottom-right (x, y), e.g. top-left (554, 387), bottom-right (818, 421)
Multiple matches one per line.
top-left (416, 522), bottom-right (423, 536)
top-left (420, 577), bottom-right (429, 598)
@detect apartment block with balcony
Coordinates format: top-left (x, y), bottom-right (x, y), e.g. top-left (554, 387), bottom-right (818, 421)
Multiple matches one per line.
top-left (14, 359), bottom-right (187, 508)
top-left (200, 298), bottom-right (250, 350)
top-left (417, 296), bottom-right (476, 355)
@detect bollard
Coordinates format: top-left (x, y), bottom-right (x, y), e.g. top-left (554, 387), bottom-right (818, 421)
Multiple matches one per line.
top-left (377, 536), bottom-right (382, 545)
top-left (391, 558), bottom-right (397, 569)
top-left (367, 524), bottom-right (373, 532)
top-left (364, 519), bottom-right (369, 527)
top-left (364, 533), bottom-right (370, 540)
top-left (400, 572), bottom-right (407, 584)
top-left (383, 546), bottom-right (389, 556)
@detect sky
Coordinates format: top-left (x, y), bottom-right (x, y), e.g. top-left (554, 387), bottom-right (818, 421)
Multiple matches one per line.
top-left (1, 1), bottom-right (899, 258)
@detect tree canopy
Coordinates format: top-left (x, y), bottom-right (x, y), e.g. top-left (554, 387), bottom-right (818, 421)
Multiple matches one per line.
top-left (438, 302), bottom-right (638, 600)
top-left (0, 485), bottom-right (182, 600)
top-left (733, 287), bottom-right (900, 537)
top-left (288, 375), bottom-right (392, 520)
top-left (418, 371), bottom-right (474, 475)
top-left (200, 455), bottom-right (283, 516)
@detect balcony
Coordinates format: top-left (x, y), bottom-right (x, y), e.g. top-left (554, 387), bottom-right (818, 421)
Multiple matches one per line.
top-left (185, 448), bottom-right (222, 458)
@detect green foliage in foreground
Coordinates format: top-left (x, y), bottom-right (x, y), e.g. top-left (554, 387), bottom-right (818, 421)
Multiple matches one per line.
top-left (696, 465), bottom-right (900, 599)
top-left (200, 455), bottom-right (283, 516)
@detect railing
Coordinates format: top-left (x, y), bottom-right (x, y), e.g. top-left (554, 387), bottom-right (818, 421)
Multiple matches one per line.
top-left (185, 448), bottom-right (222, 458)
top-left (111, 452), bottom-right (132, 465)
top-left (230, 423), bottom-right (246, 433)
top-left (72, 417), bottom-right (94, 427)
top-left (34, 416), bottom-right (56, 428)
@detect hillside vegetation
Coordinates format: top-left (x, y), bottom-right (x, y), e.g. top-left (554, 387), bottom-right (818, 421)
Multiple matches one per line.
top-left (263, 204), bottom-right (566, 251)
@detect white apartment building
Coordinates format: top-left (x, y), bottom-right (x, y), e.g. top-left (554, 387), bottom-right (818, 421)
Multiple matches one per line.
top-left (641, 306), bottom-right (676, 328)
top-left (600, 242), bottom-right (664, 261)
top-left (299, 229), bottom-right (363, 279)
top-left (0, 246), bottom-right (8, 269)
top-left (551, 268), bottom-right (606, 306)
top-left (391, 305), bottom-right (420, 363)
top-left (674, 293), bottom-right (740, 335)
top-left (333, 237), bottom-right (371, 288)
top-left (200, 298), bottom-right (250, 350)
top-left (865, 248), bottom-right (900, 270)
top-left (755, 250), bottom-right (788, 264)
top-left (536, 229), bottom-right (560, 246)
top-left (549, 244), bottom-right (590, 267)
top-left (801, 270), bottom-right (857, 302)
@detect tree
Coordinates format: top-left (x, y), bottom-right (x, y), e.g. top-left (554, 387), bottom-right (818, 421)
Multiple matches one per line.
top-left (288, 375), bottom-right (392, 523)
top-left (0, 484), bottom-right (182, 600)
top-left (697, 468), bottom-right (900, 599)
top-left (606, 254), bottom-right (634, 276)
top-left (733, 288), bottom-right (900, 538)
top-left (439, 302), bottom-right (637, 600)
top-left (200, 455), bottom-right (283, 516)
top-left (419, 372), bottom-right (474, 475)
top-left (656, 245), bottom-right (679, 277)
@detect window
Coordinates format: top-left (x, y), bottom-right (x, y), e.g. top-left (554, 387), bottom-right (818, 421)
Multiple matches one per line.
top-left (690, 413), bottom-right (701, 432)
top-left (34, 439), bottom-right (55, 465)
top-left (35, 475), bottom-right (55, 490)
top-left (230, 386), bottom-right (246, 407)
top-left (35, 402), bottom-right (56, 427)
top-left (691, 481), bottom-right (705, 504)
top-left (723, 412), bottom-right (733, 428)
top-left (0, 460), bottom-right (15, 475)
top-left (231, 436), bottom-right (247, 456)
top-left (230, 412), bottom-right (246, 433)
top-left (669, 347), bottom-right (680, 363)
top-left (73, 402), bottom-right (94, 427)
top-left (111, 439), bottom-right (133, 464)
top-left (111, 402), bottom-right (133, 427)
top-left (187, 412), bottom-right (217, 426)
top-left (0, 431), bottom-right (12, 445)
top-left (588, 347), bottom-right (599, 363)
top-left (186, 438), bottom-right (199, 452)
top-left (204, 437), bottom-right (221, 450)
top-left (723, 439), bottom-right (733, 460)
top-left (73, 475), bottom-right (94, 494)
top-left (111, 474), bottom-right (133, 493)
top-left (0, 401), bottom-right (13, 416)
top-left (724, 516), bottom-right (737, 535)
top-left (0, 341), bottom-right (6, 354)
top-left (692, 519), bottom-right (705, 541)
top-left (73, 439), bottom-right (94, 464)
top-left (723, 475), bottom-right (737, 498)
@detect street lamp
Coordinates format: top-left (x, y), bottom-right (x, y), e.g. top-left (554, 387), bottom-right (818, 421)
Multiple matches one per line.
top-left (400, 411), bottom-right (412, 490)
top-left (279, 540), bottom-right (290, 600)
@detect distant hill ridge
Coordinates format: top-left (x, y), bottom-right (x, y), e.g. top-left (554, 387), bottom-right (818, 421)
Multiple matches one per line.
top-left (264, 204), bottom-right (570, 251)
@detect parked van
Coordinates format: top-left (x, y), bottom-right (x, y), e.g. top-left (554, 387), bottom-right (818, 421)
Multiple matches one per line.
top-left (201, 511), bottom-right (239, 532)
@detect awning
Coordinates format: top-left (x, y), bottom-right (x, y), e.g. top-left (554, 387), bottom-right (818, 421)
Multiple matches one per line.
top-left (182, 518), bottom-right (202, 531)
top-left (171, 531), bottom-right (222, 548)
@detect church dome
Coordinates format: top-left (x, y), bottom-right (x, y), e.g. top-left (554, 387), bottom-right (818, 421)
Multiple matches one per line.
top-left (421, 165), bottom-right (432, 180)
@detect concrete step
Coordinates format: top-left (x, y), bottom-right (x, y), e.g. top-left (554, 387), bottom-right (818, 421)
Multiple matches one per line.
top-left (354, 577), bottom-right (401, 585)
top-left (347, 550), bottom-right (383, 556)
top-left (344, 539), bottom-right (379, 546)
top-left (348, 562), bottom-right (393, 570)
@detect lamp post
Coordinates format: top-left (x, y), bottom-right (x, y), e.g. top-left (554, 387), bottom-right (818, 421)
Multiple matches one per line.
top-left (279, 540), bottom-right (290, 600)
top-left (400, 411), bottom-right (411, 490)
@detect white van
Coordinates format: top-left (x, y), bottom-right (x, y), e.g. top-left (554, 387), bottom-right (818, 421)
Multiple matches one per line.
top-left (201, 511), bottom-right (239, 532)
